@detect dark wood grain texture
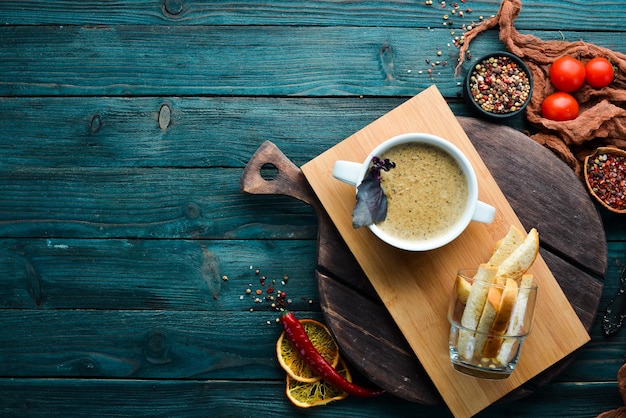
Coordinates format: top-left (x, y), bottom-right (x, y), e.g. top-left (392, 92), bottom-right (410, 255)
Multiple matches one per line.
top-left (241, 117), bottom-right (606, 405)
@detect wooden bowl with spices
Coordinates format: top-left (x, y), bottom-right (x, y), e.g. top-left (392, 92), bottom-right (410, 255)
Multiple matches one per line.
top-left (463, 52), bottom-right (533, 119)
top-left (584, 146), bottom-right (626, 214)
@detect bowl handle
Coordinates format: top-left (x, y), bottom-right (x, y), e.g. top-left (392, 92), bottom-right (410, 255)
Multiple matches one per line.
top-left (332, 161), bottom-right (362, 186)
top-left (472, 201), bottom-right (496, 224)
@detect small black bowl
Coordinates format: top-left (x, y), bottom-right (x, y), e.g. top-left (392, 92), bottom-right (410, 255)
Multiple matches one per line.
top-left (463, 51), bottom-right (533, 120)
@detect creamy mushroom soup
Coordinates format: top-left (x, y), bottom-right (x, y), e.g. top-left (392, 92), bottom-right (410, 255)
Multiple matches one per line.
top-left (378, 143), bottom-right (469, 242)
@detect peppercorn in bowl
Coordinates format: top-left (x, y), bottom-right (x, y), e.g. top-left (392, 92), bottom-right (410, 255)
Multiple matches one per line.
top-left (464, 52), bottom-right (533, 119)
top-left (584, 146), bottom-right (626, 214)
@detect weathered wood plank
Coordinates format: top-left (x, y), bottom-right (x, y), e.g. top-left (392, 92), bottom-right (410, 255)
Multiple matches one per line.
top-left (0, 310), bottom-right (296, 379)
top-left (0, 0), bottom-right (623, 32)
top-left (0, 239), bottom-right (622, 381)
top-left (0, 306), bottom-right (623, 382)
top-left (0, 378), bottom-right (621, 417)
top-left (0, 234), bottom-right (622, 312)
top-left (0, 167), bottom-right (316, 239)
top-left (1, 27), bottom-right (624, 96)
top-left (0, 239), bottom-right (319, 310)
top-left (0, 96), bottom-right (537, 167)
top-left (1, 164), bottom-right (620, 243)
top-left (0, 96), bottom-right (534, 168)
top-left (0, 97), bottom-right (414, 168)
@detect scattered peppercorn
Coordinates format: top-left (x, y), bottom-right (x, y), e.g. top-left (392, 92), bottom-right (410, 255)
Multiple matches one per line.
top-left (238, 267), bottom-right (315, 315)
top-left (587, 152), bottom-right (626, 211)
top-left (468, 55), bottom-right (531, 114)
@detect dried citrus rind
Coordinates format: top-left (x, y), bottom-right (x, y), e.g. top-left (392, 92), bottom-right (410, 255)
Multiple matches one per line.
top-left (276, 319), bottom-right (340, 383)
top-left (285, 357), bottom-right (352, 408)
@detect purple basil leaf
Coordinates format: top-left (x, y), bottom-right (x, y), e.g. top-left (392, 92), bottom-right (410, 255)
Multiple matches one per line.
top-left (352, 175), bottom-right (388, 228)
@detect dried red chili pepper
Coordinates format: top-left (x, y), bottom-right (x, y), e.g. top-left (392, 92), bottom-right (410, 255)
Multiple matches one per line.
top-left (279, 311), bottom-right (385, 398)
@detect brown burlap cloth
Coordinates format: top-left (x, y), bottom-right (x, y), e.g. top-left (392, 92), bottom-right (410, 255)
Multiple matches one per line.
top-left (596, 363), bottom-right (626, 417)
top-left (456, 0), bottom-right (626, 176)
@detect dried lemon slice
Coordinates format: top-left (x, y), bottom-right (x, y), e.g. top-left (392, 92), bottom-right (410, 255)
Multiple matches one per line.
top-left (276, 318), bottom-right (340, 383)
top-left (285, 357), bottom-right (352, 408)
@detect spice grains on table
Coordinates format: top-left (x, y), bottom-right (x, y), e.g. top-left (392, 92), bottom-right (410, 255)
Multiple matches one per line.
top-left (0, 1), bottom-right (626, 417)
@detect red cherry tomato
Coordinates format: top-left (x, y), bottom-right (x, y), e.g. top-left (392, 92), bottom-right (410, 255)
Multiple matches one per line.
top-left (541, 92), bottom-right (579, 121)
top-left (585, 57), bottom-right (614, 89)
top-left (549, 56), bottom-right (586, 92)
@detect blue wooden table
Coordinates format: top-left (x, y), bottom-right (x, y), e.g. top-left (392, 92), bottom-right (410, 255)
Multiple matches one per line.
top-left (2, 1), bottom-right (626, 417)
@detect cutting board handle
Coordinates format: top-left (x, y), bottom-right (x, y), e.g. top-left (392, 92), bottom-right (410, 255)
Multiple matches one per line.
top-left (240, 140), bottom-right (318, 206)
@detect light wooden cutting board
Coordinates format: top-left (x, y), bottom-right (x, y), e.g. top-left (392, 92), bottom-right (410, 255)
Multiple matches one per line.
top-left (300, 85), bottom-right (590, 418)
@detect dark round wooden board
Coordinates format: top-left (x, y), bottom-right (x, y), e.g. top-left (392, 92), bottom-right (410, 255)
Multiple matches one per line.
top-left (240, 116), bottom-right (606, 405)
